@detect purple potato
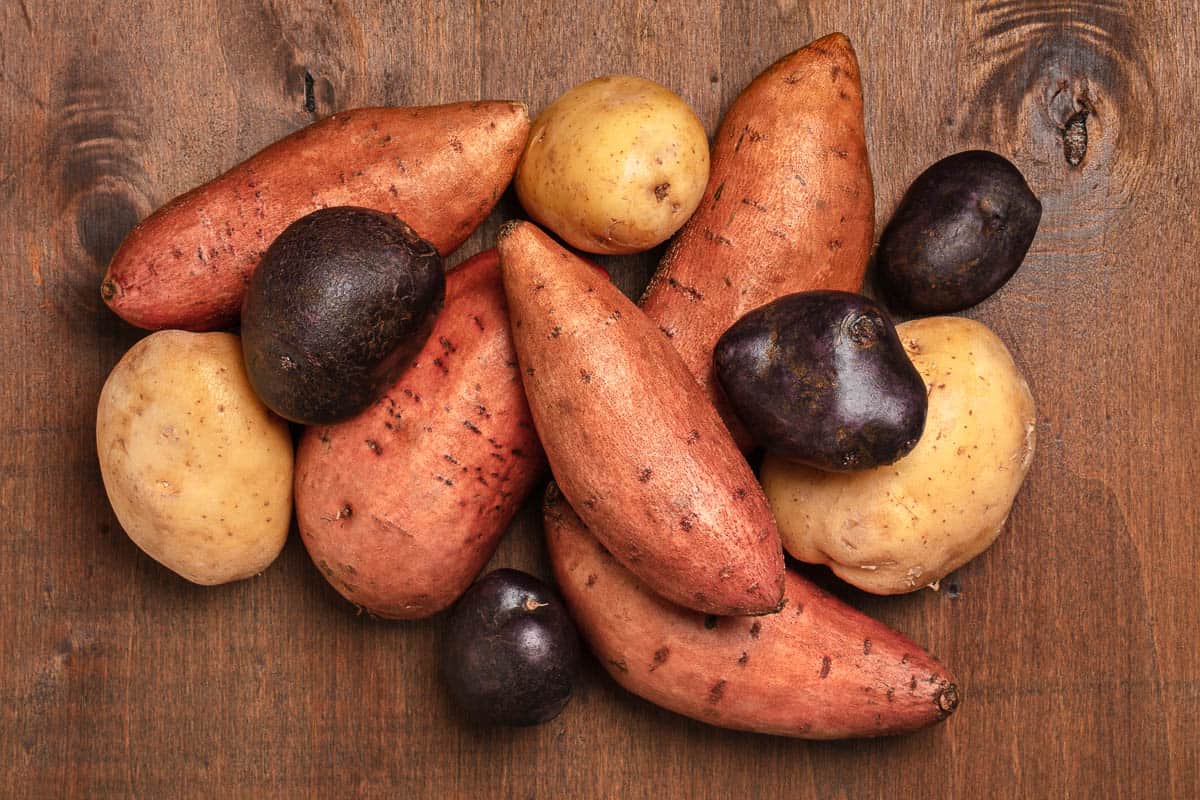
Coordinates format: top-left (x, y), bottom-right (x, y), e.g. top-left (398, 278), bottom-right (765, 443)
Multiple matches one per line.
top-left (714, 291), bottom-right (926, 471)
top-left (442, 569), bottom-right (581, 727)
top-left (877, 150), bottom-right (1040, 314)
top-left (241, 206), bottom-right (444, 424)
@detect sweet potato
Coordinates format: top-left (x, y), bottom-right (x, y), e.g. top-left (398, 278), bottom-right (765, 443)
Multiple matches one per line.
top-left (497, 221), bottom-right (783, 616)
top-left (641, 33), bottom-right (874, 446)
top-left (294, 250), bottom-right (544, 619)
top-left (544, 485), bottom-right (959, 738)
top-left (102, 102), bottom-right (529, 331)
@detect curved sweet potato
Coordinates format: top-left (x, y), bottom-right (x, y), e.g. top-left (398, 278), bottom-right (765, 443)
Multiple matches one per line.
top-left (102, 102), bottom-right (529, 331)
top-left (641, 33), bottom-right (874, 446)
top-left (498, 221), bottom-right (783, 616)
top-left (544, 485), bottom-right (959, 738)
top-left (294, 250), bottom-right (544, 619)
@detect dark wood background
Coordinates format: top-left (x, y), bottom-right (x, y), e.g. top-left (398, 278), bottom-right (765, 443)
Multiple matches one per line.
top-left (2, 1), bottom-right (1197, 797)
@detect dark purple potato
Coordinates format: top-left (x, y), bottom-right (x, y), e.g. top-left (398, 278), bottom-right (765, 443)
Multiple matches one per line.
top-left (442, 569), bottom-right (581, 727)
top-left (241, 206), bottom-right (444, 424)
top-left (877, 150), bottom-right (1041, 314)
top-left (714, 291), bottom-right (926, 471)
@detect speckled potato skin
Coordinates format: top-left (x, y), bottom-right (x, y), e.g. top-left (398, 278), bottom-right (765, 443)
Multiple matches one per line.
top-left (762, 317), bottom-right (1036, 594)
top-left (515, 75), bottom-right (709, 254)
top-left (96, 331), bottom-right (293, 585)
top-left (295, 250), bottom-right (546, 619)
top-left (544, 485), bottom-right (958, 738)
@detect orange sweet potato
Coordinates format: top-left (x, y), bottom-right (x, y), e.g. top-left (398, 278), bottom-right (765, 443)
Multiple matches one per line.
top-left (544, 485), bottom-right (959, 738)
top-left (498, 221), bottom-right (784, 616)
top-left (294, 250), bottom-right (544, 619)
top-left (102, 102), bottom-right (529, 331)
top-left (641, 33), bottom-right (874, 446)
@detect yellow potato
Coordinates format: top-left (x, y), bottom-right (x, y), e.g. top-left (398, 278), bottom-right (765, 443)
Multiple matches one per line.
top-left (96, 331), bottom-right (292, 585)
top-left (761, 317), bottom-right (1036, 594)
top-left (515, 75), bottom-right (709, 254)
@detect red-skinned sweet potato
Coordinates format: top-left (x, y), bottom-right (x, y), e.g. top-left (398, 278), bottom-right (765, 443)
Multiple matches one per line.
top-left (294, 249), bottom-right (544, 619)
top-left (498, 221), bottom-right (784, 616)
top-left (102, 102), bottom-right (529, 331)
top-left (544, 485), bottom-right (959, 738)
top-left (641, 33), bottom-right (874, 446)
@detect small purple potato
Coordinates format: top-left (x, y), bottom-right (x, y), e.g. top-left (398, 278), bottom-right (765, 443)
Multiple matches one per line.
top-left (442, 569), bottom-right (581, 726)
top-left (877, 150), bottom-right (1041, 313)
top-left (714, 291), bottom-right (926, 471)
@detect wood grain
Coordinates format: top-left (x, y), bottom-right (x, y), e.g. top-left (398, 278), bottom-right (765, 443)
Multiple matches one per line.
top-left (1, 1), bottom-right (1197, 797)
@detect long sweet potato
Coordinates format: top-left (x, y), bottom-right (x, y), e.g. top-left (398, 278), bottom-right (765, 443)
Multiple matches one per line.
top-left (102, 102), bottom-right (529, 331)
top-left (498, 221), bottom-right (783, 616)
top-left (641, 33), bottom-right (874, 446)
top-left (294, 250), bottom-right (544, 619)
top-left (544, 485), bottom-right (959, 738)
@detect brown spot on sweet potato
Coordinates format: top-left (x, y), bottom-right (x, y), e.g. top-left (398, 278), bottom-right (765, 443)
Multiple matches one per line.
top-left (708, 680), bottom-right (726, 703)
top-left (439, 336), bottom-right (456, 353)
top-left (828, 239), bottom-right (843, 251)
top-left (686, 430), bottom-right (700, 444)
top-left (738, 652), bottom-right (749, 666)
top-left (863, 639), bottom-right (872, 655)
top-left (443, 453), bottom-right (459, 466)
top-left (449, 137), bottom-right (463, 153)
top-left (435, 475), bottom-right (454, 487)
top-left (638, 467), bottom-right (653, 483)
top-left (659, 324), bottom-right (675, 339)
top-left (585, 574), bottom-right (597, 588)
top-left (525, 367), bottom-right (536, 376)
top-left (901, 653), bottom-right (910, 665)
top-left (733, 487), bottom-right (748, 501)
top-left (910, 676), bottom-right (918, 691)
top-left (819, 656), bottom-right (832, 679)
top-left (749, 622), bottom-right (761, 639)
top-left (679, 514), bottom-right (696, 532)
top-left (471, 315), bottom-right (485, 331)
top-left (365, 439), bottom-right (381, 455)
top-left (607, 658), bottom-right (629, 673)
top-left (887, 687), bottom-right (895, 702)
top-left (580, 370), bottom-right (593, 384)
top-left (654, 182), bottom-right (670, 201)
top-left (649, 647), bottom-right (670, 671)
top-left (667, 277), bottom-right (704, 301)
top-left (702, 229), bottom-right (734, 247)
top-left (712, 181), bottom-right (725, 202)
top-left (549, 326), bottom-right (562, 338)
top-left (462, 420), bottom-right (482, 435)
top-left (704, 615), bottom-right (719, 630)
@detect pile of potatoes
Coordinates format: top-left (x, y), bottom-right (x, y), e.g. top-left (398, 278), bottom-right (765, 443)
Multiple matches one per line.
top-left (96, 33), bottom-right (1039, 738)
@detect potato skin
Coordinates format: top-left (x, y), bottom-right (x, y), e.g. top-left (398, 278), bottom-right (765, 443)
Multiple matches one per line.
top-left (641, 33), bottom-right (874, 447)
top-left (294, 250), bottom-right (545, 619)
top-left (544, 485), bottom-right (959, 739)
top-left (102, 102), bottom-right (529, 331)
top-left (762, 317), bottom-right (1037, 594)
top-left (498, 221), bottom-right (784, 616)
top-left (96, 331), bottom-right (292, 585)
top-left (516, 76), bottom-right (709, 254)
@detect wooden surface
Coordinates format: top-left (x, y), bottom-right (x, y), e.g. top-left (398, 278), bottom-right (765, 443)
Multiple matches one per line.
top-left (2, 1), bottom-right (1197, 797)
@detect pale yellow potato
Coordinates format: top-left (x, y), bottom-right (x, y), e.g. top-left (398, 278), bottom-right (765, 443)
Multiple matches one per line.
top-left (515, 75), bottom-right (709, 254)
top-left (96, 331), bottom-right (292, 585)
top-left (761, 317), bottom-right (1036, 595)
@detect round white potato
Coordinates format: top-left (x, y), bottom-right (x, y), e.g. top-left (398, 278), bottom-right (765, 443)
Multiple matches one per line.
top-left (761, 316), bottom-right (1036, 594)
top-left (96, 331), bottom-right (292, 585)
top-left (516, 75), bottom-right (709, 254)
